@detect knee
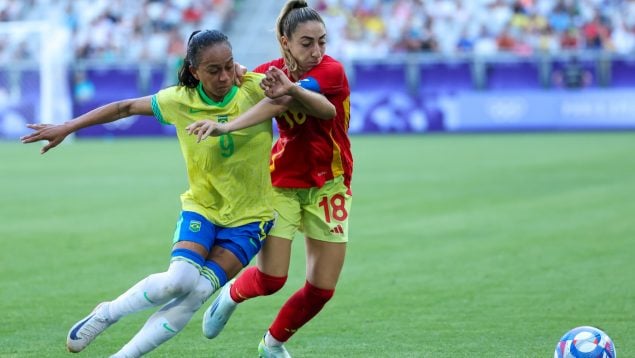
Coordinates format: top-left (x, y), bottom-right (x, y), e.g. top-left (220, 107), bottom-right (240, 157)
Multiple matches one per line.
top-left (162, 272), bottom-right (199, 297)
top-left (191, 278), bottom-right (215, 304)
top-left (161, 260), bottom-right (203, 296)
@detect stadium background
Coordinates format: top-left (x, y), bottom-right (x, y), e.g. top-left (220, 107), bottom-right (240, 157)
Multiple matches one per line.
top-left (1, 0), bottom-right (635, 135)
top-left (1, 0), bottom-right (634, 357)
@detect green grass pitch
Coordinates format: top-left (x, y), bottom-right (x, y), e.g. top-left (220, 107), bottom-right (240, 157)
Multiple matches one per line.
top-left (1, 132), bottom-right (634, 357)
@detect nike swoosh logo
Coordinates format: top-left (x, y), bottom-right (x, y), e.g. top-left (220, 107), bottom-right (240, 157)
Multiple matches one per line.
top-left (162, 323), bottom-right (176, 333)
top-left (143, 291), bottom-right (155, 304)
top-left (189, 108), bottom-right (205, 114)
top-left (68, 314), bottom-right (95, 340)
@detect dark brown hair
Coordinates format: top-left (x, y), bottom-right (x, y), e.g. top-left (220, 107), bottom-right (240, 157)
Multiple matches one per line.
top-left (177, 30), bottom-right (232, 87)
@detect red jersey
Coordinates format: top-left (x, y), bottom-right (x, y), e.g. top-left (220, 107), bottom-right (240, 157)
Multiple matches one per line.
top-left (254, 55), bottom-right (353, 191)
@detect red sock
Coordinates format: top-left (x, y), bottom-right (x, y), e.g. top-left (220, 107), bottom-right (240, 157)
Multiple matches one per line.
top-left (230, 267), bottom-right (287, 303)
top-left (268, 281), bottom-right (335, 342)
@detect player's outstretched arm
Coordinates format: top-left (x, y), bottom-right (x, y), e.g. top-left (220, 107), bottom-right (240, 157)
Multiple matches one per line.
top-left (186, 120), bottom-right (225, 143)
top-left (262, 66), bottom-right (335, 120)
top-left (226, 95), bottom-right (292, 132)
top-left (21, 96), bottom-right (154, 154)
top-left (187, 96), bottom-right (291, 142)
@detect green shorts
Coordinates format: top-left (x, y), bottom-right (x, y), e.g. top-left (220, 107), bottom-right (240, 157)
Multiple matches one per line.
top-left (269, 176), bottom-right (352, 243)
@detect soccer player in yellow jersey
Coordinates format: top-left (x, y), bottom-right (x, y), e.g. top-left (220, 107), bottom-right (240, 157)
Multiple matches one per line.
top-left (21, 29), bottom-right (333, 357)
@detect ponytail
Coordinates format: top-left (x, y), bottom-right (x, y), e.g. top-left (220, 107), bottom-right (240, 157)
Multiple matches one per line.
top-left (275, 0), bottom-right (324, 73)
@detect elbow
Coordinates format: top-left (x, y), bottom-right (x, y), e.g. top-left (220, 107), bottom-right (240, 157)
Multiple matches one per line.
top-left (273, 107), bottom-right (289, 117)
top-left (314, 103), bottom-right (336, 120)
top-left (115, 99), bottom-right (136, 117)
top-left (269, 96), bottom-right (293, 117)
top-left (324, 103), bottom-right (337, 119)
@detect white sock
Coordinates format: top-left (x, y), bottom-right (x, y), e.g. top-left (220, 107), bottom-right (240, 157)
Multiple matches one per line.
top-left (112, 276), bottom-right (217, 357)
top-left (265, 330), bottom-right (284, 347)
top-left (110, 315), bottom-right (174, 358)
top-left (106, 260), bottom-right (200, 321)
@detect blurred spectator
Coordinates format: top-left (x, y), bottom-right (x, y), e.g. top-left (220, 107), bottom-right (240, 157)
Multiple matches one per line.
top-left (496, 25), bottom-right (517, 52)
top-left (456, 28), bottom-right (475, 53)
top-left (610, 21), bottom-right (635, 54)
top-left (0, 0), bottom-right (235, 62)
top-left (473, 26), bottom-right (498, 56)
top-left (560, 27), bottom-right (582, 50)
top-left (548, 1), bottom-right (572, 33)
top-left (1, 0), bottom-right (635, 61)
top-left (624, 0), bottom-right (635, 28)
top-left (395, 17), bottom-right (438, 52)
top-left (313, 0), bottom-right (635, 58)
top-left (535, 26), bottom-right (559, 54)
top-left (581, 11), bottom-right (611, 50)
top-left (487, 0), bottom-right (514, 35)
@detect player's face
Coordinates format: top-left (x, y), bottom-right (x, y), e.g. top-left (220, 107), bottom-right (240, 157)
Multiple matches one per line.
top-left (190, 43), bottom-right (235, 102)
top-left (283, 21), bottom-right (326, 74)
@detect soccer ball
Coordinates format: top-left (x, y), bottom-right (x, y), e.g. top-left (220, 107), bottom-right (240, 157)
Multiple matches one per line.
top-left (554, 326), bottom-right (616, 358)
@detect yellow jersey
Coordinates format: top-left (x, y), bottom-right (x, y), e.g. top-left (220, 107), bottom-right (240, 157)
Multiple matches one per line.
top-left (151, 72), bottom-right (273, 227)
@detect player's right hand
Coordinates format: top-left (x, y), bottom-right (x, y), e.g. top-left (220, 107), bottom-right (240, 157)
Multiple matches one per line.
top-left (260, 66), bottom-right (295, 99)
top-left (20, 123), bottom-right (70, 154)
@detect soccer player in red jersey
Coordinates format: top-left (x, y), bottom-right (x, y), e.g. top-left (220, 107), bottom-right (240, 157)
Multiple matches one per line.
top-left (189, 1), bottom-right (352, 356)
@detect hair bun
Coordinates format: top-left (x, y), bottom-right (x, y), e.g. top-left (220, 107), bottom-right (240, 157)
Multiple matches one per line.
top-left (293, 0), bottom-right (308, 9)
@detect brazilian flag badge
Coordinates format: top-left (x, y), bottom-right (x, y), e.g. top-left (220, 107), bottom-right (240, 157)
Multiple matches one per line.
top-left (189, 220), bottom-right (202, 233)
